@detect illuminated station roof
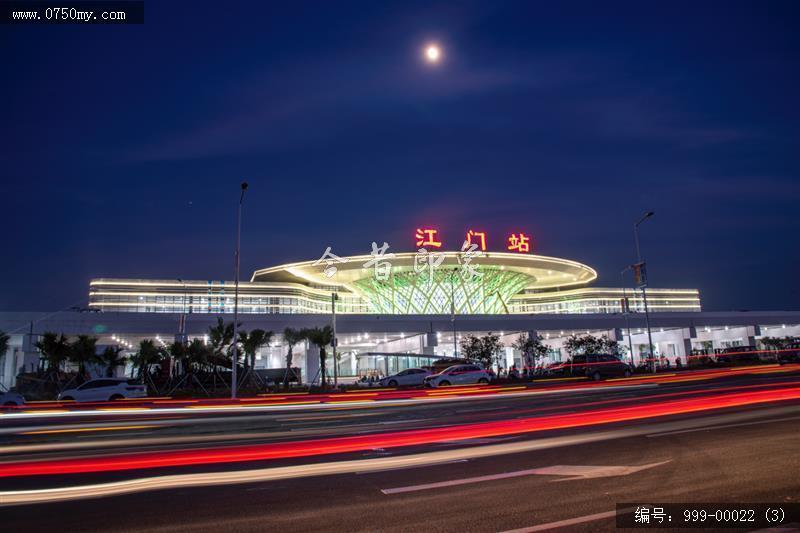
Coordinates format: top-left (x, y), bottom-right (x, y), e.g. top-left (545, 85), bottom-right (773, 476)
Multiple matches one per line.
top-left (252, 252), bottom-right (598, 315)
top-left (252, 252), bottom-right (596, 289)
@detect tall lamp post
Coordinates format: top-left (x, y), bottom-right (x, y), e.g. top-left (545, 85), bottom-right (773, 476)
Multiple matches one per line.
top-left (231, 181), bottom-right (248, 399)
top-left (634, 211), bottom-right (656, 373)
top-left (620, 268), bottom-right (635, 367)
top-left (176, 278), bottom-right (188, 344)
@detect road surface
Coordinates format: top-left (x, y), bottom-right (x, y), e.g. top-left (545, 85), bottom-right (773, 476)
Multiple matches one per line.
top-left (1, 365), bottom-right (799, 532)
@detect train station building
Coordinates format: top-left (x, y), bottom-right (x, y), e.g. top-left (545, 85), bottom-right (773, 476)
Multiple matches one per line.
top-left (1, 239), bottom-right (798, 388)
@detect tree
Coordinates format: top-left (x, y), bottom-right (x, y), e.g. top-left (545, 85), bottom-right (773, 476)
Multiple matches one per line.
top-left (208, 317), bottom-right (235, 358)
top-left (35, 332), bottom-right (71, 374)
top-left (564, 334), bottom-right (621, 357)
top-left (97, 345), bottom-right (128, 377)
top-left (238, 329), bottom-right (273, 370)
top-left (131, 339), bottom-right (166, 379)
top-left (600, 336), bottom-right (622, 357)
top-left (282, 327), bottom-right (305, 387)
top-left (304, 326), bottom-right (333, 387)
top-left (459, 332), bottom-right (504, 370)
top-left (761, 336), bottom-right (795, 351)
top-left (512, 333), bottom-right (549, 370)
top-left (168, 341), bottom-right (188, 377)
top-left (68, 335), bottom-right (98, 378)
top-left (183, 338), bottom-right (212, 374)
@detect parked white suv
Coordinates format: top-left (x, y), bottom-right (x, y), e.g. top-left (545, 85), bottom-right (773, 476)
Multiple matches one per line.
top-left (58, 379), bottom-right (147, 402)
top-left (423, 364), bottom-right (492, 388)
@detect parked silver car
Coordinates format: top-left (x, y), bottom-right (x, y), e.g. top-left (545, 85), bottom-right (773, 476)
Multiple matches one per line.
top-left (379, 368), bottom-right (432, 387)
top-left (423, 364), bottom-right (492, 388)
top-left (58, 378), bottom-right (147, 402)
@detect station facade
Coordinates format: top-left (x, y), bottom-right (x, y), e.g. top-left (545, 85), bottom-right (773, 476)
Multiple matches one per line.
top-left (1, 235), bottom-right (797, 389)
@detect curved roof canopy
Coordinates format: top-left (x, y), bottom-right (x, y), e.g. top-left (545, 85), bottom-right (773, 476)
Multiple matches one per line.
top-left (252, 252), bottom-right (597, 291)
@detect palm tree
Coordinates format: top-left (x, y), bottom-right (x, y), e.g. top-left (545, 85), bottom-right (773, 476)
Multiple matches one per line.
top-left (35, 332), bottom-right (71, 374)
top-left (184, 338), bottom-right (211, 374)
top-left (238, 329), bottom-right (273, 370)
top-left (68, 335), bottom-right (98, 379)
top-left (207, 317), bottom-right (240, 368)
top-left (131, 339), bottom-right (165, 379)
top-left (98, 345), bottom-right (128, 377)
top-left (282, 327), bottom-right (306, 387)
top-left (208, 318), bottom-right (234, 356)
top-left (168, 341), bottom-right (187, 377)
top-left (305, 326), bottom-right (333, 388)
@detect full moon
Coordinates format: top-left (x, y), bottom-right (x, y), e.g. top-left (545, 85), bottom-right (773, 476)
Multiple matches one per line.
top-left (425, 44), bottom-right (441, 63)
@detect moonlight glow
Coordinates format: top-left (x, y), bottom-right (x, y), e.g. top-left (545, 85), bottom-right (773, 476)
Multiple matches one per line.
top-left (425, 44), bottom-right (441, 63)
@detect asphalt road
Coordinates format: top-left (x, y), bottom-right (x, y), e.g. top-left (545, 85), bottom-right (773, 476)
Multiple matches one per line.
top-left (2, 367), bottom-right (799, 532)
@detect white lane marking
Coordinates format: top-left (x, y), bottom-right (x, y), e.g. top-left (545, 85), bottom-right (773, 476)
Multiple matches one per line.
top-left (541, 461), bottom-right (670, 481)
top-left (2, 406), bottom-right (797, 506)
top-left (356, 459), bottom-right (469, 474)
top-left (646, 416), bottom-right (800, 437)
top-left (380, 461), bottom-right (669, 494)
top-left (499, 508), bottom-right (630, 532)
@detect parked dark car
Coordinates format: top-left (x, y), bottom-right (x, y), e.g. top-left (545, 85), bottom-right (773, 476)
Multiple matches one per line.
top-left (714, 346), bottom-right (762, 364)
top-left (777, 342), bottom-right (800, 364)
top-left (569, 353), bottom-right (633, 380)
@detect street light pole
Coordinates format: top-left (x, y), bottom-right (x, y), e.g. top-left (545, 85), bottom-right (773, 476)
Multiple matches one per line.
top-left (331, 292), bottom-right (338, 387)
top-left (620, 268), bottom-right (635, 367)
top-left (634, 211), bottom-right (656, 373)
top-left (231, 181), bottom-right (248, 399)
top-left (177, 278), bottom-right (188, 344)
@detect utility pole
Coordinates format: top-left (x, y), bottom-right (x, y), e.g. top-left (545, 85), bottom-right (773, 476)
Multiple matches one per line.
top-left (620, 268), bottom-right (635, 367)
top-left (231, 181), bottom-right (248, 399)
top-left (451, 271), bottom-right (458, 358)
top-left (331, 292), bottom-right (338, 387)
top-left (634, 211), bottom-right (656, 373)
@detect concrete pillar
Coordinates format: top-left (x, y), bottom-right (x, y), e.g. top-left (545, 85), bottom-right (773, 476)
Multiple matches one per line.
top-left (306, 344), bottom-right (320, 385)
top-left (746, 325), bottom-right (761, 348)
top-left (2, 346), bottom-right (18, 390)
top-left (504, 347), bottom-right (515, 369)
top-left (422, 332), bottom-right (437, 355)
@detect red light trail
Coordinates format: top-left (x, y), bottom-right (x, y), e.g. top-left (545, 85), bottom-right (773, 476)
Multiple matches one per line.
top-left (1, 385), bottom-right (798, 479)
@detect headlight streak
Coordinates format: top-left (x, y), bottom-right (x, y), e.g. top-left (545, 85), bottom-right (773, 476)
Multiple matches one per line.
top-left (0, 385), bottom-right (798, 479)
top-left (2, 404), bottom-right (799, 507)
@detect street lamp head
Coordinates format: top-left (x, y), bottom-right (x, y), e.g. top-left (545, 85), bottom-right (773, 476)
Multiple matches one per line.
top-left (636, 211), bottom-right (655, 226)
top-left (241, 181), bottom-right (249, 191)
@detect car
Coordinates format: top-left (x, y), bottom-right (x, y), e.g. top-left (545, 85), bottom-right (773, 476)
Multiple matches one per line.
top-left (423, 364), bottom-right (493, 388)
top-left (569, 353), bottom-right (632, 380)
top-left (58, 378), bottom-right (147, 402)
top-left (379, 368), bottom-right (432, 387)
top-left (715, 346), bottom-right (762, 364)
top-left (542, 361), bottom-right (570, 377)
top-left (777, 342), bottom-right (800, 364)
top-left (0, 391), bottom-right (25, 406)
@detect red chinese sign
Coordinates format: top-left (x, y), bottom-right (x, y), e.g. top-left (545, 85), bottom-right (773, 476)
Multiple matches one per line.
top-left (415, 227), bottom-right (442, 248)
top-left (414, 228), bottom-right (532, 253)
top-left (465, 230), bottom-right (487, 251)
top-left (507, 233), bottom-right (531, 253)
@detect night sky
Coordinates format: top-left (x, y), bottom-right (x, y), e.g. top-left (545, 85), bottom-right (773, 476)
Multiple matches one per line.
top-left (3, 1), bottom-right (799, 312)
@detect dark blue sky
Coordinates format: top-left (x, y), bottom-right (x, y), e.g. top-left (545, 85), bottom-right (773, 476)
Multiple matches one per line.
top-left (3, 1), bottom-right (799, 311)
